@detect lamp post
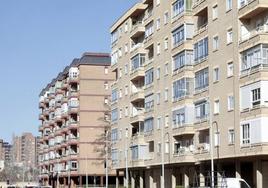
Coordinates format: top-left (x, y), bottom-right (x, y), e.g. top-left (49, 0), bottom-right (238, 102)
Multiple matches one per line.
top-left (125, 127), bottom-right (129, 188)
top-left (161, 121), bottom-right (164, 188)
top-left (105, 130), bottom-right (109, 188)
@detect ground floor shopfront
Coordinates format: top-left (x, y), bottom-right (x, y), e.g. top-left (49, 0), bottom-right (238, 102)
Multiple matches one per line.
top-left (115, 157), bottom-right (268, 188)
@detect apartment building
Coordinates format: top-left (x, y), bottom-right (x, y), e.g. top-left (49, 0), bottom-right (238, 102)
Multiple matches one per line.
top-left (12, 133), bottom-right (38, 168)
top-left (110, 0), bottom-right (268, 187)
top-left (38, 53), bottom-right (116, 187)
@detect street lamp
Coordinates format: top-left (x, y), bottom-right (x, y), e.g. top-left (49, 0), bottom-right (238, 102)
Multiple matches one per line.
top-left (125, 127), bottom-right (129, 188)
top-left (105, 130), bottom-right (109, 188)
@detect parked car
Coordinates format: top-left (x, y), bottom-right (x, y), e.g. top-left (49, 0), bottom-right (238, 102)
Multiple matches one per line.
top-left (221, 178), bottom-right (251, 188)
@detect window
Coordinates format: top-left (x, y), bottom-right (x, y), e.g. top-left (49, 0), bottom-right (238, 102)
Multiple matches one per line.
top-left (157, 142), bottom-right (161, 153)
top-left (164, 89), bottom-right (168, 102)
top-left (172, 25), bottom-right (185, 47)
top-left (165, 63), bottom-right (169, 75)
top-left (111, 108), bottom-right (118, 122)
top-left (213, 67), bottom-right (219, 82)
top-left (226, 0), bottom-right (232, 11)
top-left (228, 95), bottom-right (234, 111)
top-left (119, 109), bottom-right (122, 119)
top-left (214, 100), bottom-right (220, 114)
top-left (145, 21), bottom-right (154, 38)
top-left (212, 5), bottom-right (218, 20)
top-left (252, 88), bottom-right (261, 106)
top-left (227, 29), bottom-right (233, 44)
top-left (194, 37), bottom-right (208, 63)
top-left (125, 64), bottom-right (129, 74)
top-left (228, 129), bottom-right (235, 144)
top-left (227, 62), bottom-right (234, 77)
top-left (144, 118), bottom-right (154, 133)
top-left (173, 77), bottom-right (193, 101)
top-left (172, 108), bottom-right (185, 127)
top-left (164, 38), bottom-right (169, 50)
top-left (104, 98), bottom-right (109, 104)
top-left (119, 68), bottom-right (122, 78)
top-left (165, 142), bottom-right (169, 153)
top-left (242, 123), bottom-right (250, 145)
top-left (104, 82), bottom-right (109, 90)
top-left (195, 100), bottom-right (209, 120)
top-left (173, 0), bottom-right (185, 18)
top-left (145, 94), bottom-right (154, 112)
top-left (156, 0), bottom-right (160, 6)
top-left (125, 22), bottom-right (128, 32)
top-left (125, 107), bottom-right (129, 117)
top-left (195, 68), bottom-right (209, 91)
top-left (119, 89), bottom-right (122, 98)
top-left (104, 67), bottom-right (109, 74)
top-left (131, 54), bottom-right (145, 71)
top-left (118, 48), bottom-right (122, 57)
top-left (213, 36), bottom-right (219, 51)
top-left (164, 12), bottom-right (169, 24)
top-left (111, 129), bottom-right (118, 141)
top-left (156, 92), bottom-right (160, 105)
top-left (131, 146), bottom-right (139, 160)
top-left (111, 89), bottom-right (118, 102)
top-left (125, 85), bottom-right (128, 95)
top-left (156, 18), bottom-right (160, 30)
top-left (145, 68), bottom-right (154, 85)
top-left (157, 117), bottom-right (161, 130)
top-left (165, 115), bottom-right (169, 127)
top-left (111, 149), bottom-right (118, 164)
top-left (156, 67), bottom-right (160, 80)
top-left (125, 43), bottom-right (128, 53)
top-left (173, 50), bottom-right (193, 71)
top-left (157, 43), bottom-right (161, 55)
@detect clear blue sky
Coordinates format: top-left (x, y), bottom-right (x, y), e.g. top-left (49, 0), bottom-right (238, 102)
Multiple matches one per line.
top-left (0, 0), bottom-right (137, 143)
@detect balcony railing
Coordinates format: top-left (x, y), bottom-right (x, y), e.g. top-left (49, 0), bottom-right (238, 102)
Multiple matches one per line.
top-left (240, 25), bottom-right (268, 43)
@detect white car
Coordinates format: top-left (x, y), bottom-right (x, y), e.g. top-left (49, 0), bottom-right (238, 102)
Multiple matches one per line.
top-left (221, 178), bottom-right (251, 188)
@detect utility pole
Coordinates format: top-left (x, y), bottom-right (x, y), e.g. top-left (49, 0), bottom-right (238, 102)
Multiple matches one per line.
top-left (161, 120), bottom-right (164, 188)
top-left (125, 128), bottom-right (129, 188)
top-left (105, 130), bottom-right (109, 188)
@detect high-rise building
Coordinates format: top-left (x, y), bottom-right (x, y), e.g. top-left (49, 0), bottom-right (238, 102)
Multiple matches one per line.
top-left (110, 0), bottom-right (268, 187)
top-left (12, 133), bottom-right (37, 168)
top-left (38, 53), bottom-right (116, 187)
top-left (2, 142), bottom-right (12, 163)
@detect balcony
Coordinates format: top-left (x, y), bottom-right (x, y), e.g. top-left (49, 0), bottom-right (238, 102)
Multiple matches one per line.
top-left (131, 133), bottom-right (145, 145)
top-left (68, 100), bottom-right (79, 114)
top-left (194, 143), bottom-right (210, 160)
top-left (68, 76), bottom-right (79, 84)
top-left (192, 0), bottom-right (208, 16)
top-left (130, 89), bottom-right (145, 103)
top-left (39, 125), bottom-right (44, 131)
top-left (172, 148), bottom-right (195, 163)
top-left (194, 23), bottom-right (208, 40)
top-left (68, 91), bottom-right (79, 99)
top-left (130, 108), bottom-right (145, 124)
top-left (238, 0), bottom-right (268, 20)
top-left (130, 67), bottom-right (145, 81)
top-left (130, 43), bottom-right (145, 56)
top-left (239, 27), bottom-right (268, 51)
top-left (68, 121), bottom-right (78, 129)
top-left (172, 124), bottom-right (195, 136)
top-left (130, 21), bottom-right (145, 39)
top-left (39, 114), bottom-right (45, 120)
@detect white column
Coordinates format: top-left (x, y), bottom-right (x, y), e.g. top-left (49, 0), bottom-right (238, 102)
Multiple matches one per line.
top-left (184, 167), bottom-right (189, 187)
top-left (235, 161), bottom-right (241, 179)
top-left (200, 165), bottom-right (205, 187)
top-left (139, 171), bottom-right (144, 188)
top-left (172, 171), bottom-right (176, 188)
top-left (256, 159), bottom-right (263, 188)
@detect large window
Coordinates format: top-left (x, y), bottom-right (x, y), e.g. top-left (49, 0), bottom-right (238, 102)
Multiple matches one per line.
top-left (145, 68), bottom-right (154, 85)
top-left (194, 37), bottom-right (208, 63)
top-left (172, 108), bottom-right (185, 127)
top-left (242, 123), bottom-right (250, 145)
top-left (173, 0), bottom-right (185, 18)
top-left (144, 118), bottom-right (154, 133)
top-left (145, 21), bottom-right (154, 38)
top-left (131, 146), bottom-right (139, 160)
top-left (195, 100), bottom-right (209, 120)
top-left (241, 45), bottom-right (268, 72)
top-left (173, 50), bottom-right (193, 71)
top-left (173, 78), bottom-right (193, 101)
top-left (172, 25), bottom-right (185, 47)
top-left (131, 54), bottom-right (146, 71)
top-left (111, 108), bottom-right (118, 122)
top-left (195, 68), bottom-right (209, 91)
top-left (111, 149), bottom-right (118, 164)
top-left (145, 94), bottom-right (154, 112)
top-left (111, 89), bottom-right (118, 102)
top-left (111, 129), bottom-right (118, 141)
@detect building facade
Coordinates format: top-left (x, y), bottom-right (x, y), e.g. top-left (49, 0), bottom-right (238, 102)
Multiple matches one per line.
top-left (38, 53), bottom-right (116, 187)
top-left (110, 0), bottom-right (268, 187)
top-left (12, 133), bottom-right (38, 168)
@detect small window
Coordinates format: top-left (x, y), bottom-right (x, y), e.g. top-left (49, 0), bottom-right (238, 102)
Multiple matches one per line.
top-left (227, 62), bottom-right (234, 77)
top-left (227, 29), bottom-right (233, 44)
top-left (164, 12), bottom-right (169, 25)
top-left (125, 107), bottom-right (128, 117)
top-left (228, 95), bottom-right (234, 111)
top-left (104, 82), bottom-right (109, 90)
top-left (125, 22), bottom-right (128, 32)
top-left (212, 5), bottom-right (218, 20)
top-left (157, 117), bottom-right (161, 130)
top-left (226, 0), bottom-right (232, 11)
top-left (213, 36), bottom-right (219, 51)
top-left (228, 129), bottom-right (235, 144)
top-left (119, 89), bottom-right (122, 98)
top-left (165, 115), bottom-right (169, 127)
top-left (104, 67), bottom-right (109, 74)
top-left (214, 100), bottom-right (220, 114)
top-left (125, 85), bottom-right (129, 95)
top-left (156, 93), bottom-right (161, 105)
top-left (164, 38), bottom-right (169, 50)
top-left (156, 67), bottom-right (160, 80)
top-left (156, 18), bottom-right (161, 30)
top-left (242, 123), bottom-right (250, 145)
top-left (125, 43), bottom-right (128, 53)
top-left (104, 98), bottom-right (109, 104)
top-left (165, 63), bottom-right (169, 75)
top-left (156, 0), bottom-right (160, 6)
top-left (164, 89), bottom-right (168, 102)
top-left (165, 142), bottom-right (169, 153)
top-left (252, 88), bottom-right (261, 106)
top-left (213, 67), bottom-right (219, 82)
top-left (119, 68), bottom-right (122, 78)
top-left (119, 109), bottom-right (122, 119)
top-left (157, 43), bottom-right (161, 55)
top-left (157, 142), bottom-right (161, 153)
top-left (125, 64), bottom-right (128, 75)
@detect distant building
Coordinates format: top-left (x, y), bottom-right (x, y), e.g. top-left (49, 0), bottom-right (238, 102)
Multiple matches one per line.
top-left (2, 142), bottom-right (12, 162)
top-left (12, 133), bottom-right (37, 169)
